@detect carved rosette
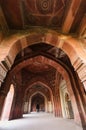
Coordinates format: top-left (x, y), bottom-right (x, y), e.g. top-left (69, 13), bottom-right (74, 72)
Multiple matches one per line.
top-left (36, 0), bottom-right (53, 14)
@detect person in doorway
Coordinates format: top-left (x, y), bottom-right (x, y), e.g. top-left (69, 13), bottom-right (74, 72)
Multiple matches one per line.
top-left (36, 104), bottom-right (40, 112)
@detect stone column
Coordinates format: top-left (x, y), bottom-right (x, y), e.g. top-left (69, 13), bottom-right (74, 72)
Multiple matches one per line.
top-left (9, 71), bottom-right (24, 120)
top-left (0, 73), bottom-right (12, 119)
top-left (54, 72), bottom-right (62, 117)
top-left (67, 71), bottom-right (86, 128)
top-left (0, 92), bottom-right (6, 118)
top-left (10, 85), bottom-right (24, 120)
top-left (73, 72), bottom-right (86, 128)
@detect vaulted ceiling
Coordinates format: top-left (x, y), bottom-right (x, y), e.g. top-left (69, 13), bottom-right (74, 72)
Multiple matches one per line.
top-left (0, 0), bottom-right (86, 36)
top-left (12, 43), bottom-right (72, 91)
top-left (14, 43), bottom-right (72, 70)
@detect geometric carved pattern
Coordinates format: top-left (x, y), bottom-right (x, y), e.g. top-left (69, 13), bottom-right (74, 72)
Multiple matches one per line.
top-left (36, 0), bottom-right (53, 14)
top-left (0, 0), bottom-right (86, 35)
top-left (0, 0), bottom-right (69, 29)
top-left (36, 0), bottom-right (65, 14)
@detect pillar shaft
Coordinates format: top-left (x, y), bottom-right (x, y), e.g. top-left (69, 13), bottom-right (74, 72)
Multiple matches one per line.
top-left (54, 72), bottom-right (62, 117)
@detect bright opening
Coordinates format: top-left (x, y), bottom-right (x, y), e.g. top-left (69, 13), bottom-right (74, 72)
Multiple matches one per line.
top-left (1, 84), bottom-right (14, 121)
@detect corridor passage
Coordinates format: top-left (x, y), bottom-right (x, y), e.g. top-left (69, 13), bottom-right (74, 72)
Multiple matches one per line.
top-left (0, 112), bottom-right (83, 130)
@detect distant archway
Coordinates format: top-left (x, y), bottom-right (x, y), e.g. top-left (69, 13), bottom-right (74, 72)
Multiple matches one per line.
top-left (25, 81), bottom-right (53, 104)
top-left (24, 81), bottom-right (53, 113)
top-left (31, 93), bottom-right (45, 112)
top-left (1, 84), bottom-right (14, 121)
top-left (29, 91), bottom-right (49, 113)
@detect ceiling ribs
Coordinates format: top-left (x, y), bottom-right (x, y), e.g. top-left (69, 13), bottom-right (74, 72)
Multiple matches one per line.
top-left (62, 0), bottom-right (82, 33)
top-left (0, 6), bottom-right (9, 33)
top-left (78, 14), bottom-right (86, 38)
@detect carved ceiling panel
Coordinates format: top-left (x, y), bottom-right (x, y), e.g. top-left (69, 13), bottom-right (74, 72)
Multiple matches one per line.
top-left (0, 0), bottom-right (70, 29)
top-left (0, 0), bottom-right (86, 34)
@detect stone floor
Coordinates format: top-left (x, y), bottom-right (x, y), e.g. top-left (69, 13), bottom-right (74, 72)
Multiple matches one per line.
top-left (0, 112), bottom-right (83, 130)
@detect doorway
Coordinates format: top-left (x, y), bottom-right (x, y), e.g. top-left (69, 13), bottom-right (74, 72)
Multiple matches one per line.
top-left (31, 93), bottom-right (45, 112)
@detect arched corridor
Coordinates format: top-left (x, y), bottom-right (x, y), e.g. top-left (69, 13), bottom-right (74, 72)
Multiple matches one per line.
top-left (0, 0), bottom-right (86, 130)
top-left (0, 41), bottom-right (86, 130)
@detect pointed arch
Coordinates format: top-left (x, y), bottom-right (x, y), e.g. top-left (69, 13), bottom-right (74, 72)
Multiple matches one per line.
top-left (10, 55), bottom-right (85, 126)
top-left (29, 91), bottom-right (48, 113)
top-left (0, 29), bottom-right (85, 126)
top-left (24, 81), bottom-right (54, 113)
top-left (0, 29), bottom-right (86, 90)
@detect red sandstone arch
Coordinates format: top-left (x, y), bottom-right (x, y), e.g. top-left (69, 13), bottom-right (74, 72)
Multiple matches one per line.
top-left (23, 80), bottom-right (54, 113)
top-left (0, 29), bottom-right (86, 126)
top-left (9, 55), bottom-right (85, 126)
top-left (0, 30), bottom-right (86, 64)
top-left (28, 91), bottom-right (48, 113)
top-left (0, 29), bottom-right (86, 91)
top-left (24, 81), bottom-right (53, 106)
top-left (11, 55), bottom-right (68, 79)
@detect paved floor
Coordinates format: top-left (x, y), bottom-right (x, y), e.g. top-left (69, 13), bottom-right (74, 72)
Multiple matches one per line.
top-left (0, 112), bottom-right (83, 130)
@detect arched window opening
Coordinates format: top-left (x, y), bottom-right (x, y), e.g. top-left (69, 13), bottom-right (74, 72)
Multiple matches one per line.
top-left (1, 84), bottom-right (14, 121)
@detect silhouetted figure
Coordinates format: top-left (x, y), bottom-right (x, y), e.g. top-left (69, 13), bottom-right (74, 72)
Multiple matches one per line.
top-left (36, 104), bottom-right (40, 112)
